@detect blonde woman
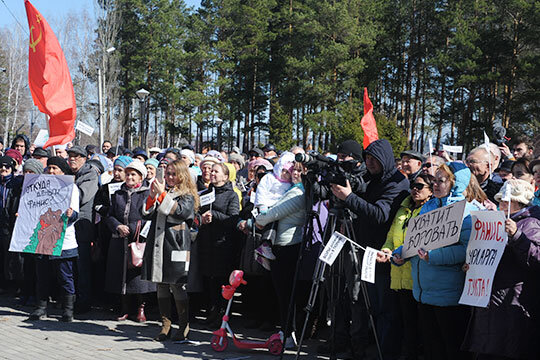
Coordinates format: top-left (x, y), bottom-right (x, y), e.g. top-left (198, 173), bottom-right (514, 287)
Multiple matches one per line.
top-left (141, 160), bottom-right (199, 341)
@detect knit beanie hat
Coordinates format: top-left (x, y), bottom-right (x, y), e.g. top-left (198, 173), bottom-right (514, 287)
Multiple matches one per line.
top-left (0, 156), bottom-right (15, 171)
top-left (47, 156), bottom-right (71, 174)
top-left (180, 149), bottom-right (195, 165)
top-left (228, 153), bottom-right (245, 168)
top-left (5, 149), bottom-right (23, 166)
top-left (125, 160), bottom-right (148, 179)
top-left (495, 179), bottom-right (535, 206)
top-left (114, 155), bottom-right (133, 169)
top-left (23, 158), bottom-right (44, 174)
top-left (144, 158), bottom-right (159, 169)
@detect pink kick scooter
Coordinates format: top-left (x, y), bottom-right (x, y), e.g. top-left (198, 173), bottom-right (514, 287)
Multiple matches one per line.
top-left (210, 270), bottom-right (284, 355)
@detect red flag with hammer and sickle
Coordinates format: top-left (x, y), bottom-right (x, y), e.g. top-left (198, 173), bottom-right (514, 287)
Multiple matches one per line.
top-left (25, 0), bottom-right (76, 148)
top-left (360, 87), bottom-right (379, 149)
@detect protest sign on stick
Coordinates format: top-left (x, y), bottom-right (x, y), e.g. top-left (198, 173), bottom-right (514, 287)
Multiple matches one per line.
top-left (9, 174), bottom-right (74, 256)
top-left (319, 232), bottom-right (349, 266)
top-left (442, 145), bottom-right (463, 154)
top-left (361, 247), bottom-right (378, 283)
top-left (459, 211), bottom-right (507, 307)
top-left (402, 200), bottom-right (467, 258)
top-left (200, 189), bottom-right (216, 207)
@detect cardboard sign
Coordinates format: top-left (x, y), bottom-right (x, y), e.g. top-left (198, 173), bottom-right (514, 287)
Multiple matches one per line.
top-left (76, 121), bottom-right (95, 136)
top-left (459, 211), bottom-right (507, 307)
top-left (361, 247), bottom-right (378, 284)
top-left (442, 145), bottom-right (463, 154)
top-left (402, 200), bottom-right (467, 258)
top-left (319, 231), bottom-right (348, 266)
top-left (200, 189), bottom-right (216, 207)
top-left (34, 129), bottom-right (49, 147)
top-left (10, 174), bottom-right (74, 256)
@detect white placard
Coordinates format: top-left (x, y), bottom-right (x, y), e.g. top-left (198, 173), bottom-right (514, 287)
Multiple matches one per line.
top-left (10, 174), bottom-right (74, 256)
top-left (459, 211), bottom-right (507, 307)
top-left (34, 129), bottom-right (49, 147)
top-left (76, 122), bottom-right (95, 136)
top-left (442, 145), bottom-right (463, 154)
top-left (108, 182), bottom-right (123, 199)
top-left (319, 232), bottom-right (348, 266)
top-left (251, 207), bottom-right (259, 218)
top-left (361, 246), bottom-right (378, 283)
top-left (428, 138), bottom-right (433, 154)
top-left (483, 132), bottom-right (490, 149)
top-left (250, 191), bottom-right (256, 204)
top-left (402, 200), bottom-right (467, 258)
top-left (140, 221), bottom-right (151, 238)
top-left (200, 189), bottom-right (216, 207)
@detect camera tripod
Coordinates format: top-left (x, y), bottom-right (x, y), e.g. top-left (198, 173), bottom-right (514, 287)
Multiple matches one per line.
top-left (278, 194), bottom-right (383, 360)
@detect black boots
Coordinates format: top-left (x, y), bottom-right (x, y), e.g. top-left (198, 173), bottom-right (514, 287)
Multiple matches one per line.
top-left (28, 300), bottom-right (48, 320)
top-left (172, 299), bottom-right (189, 341)
top-left (61, 294), bottom-right (75, 322)
top-left (155, 297), bottom-right (172, 341)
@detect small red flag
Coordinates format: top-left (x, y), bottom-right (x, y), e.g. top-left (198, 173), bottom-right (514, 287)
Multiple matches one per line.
top-left (360, 87), bottom-right (378, 149)
top-left (25, 0), bottom-right (76, 148)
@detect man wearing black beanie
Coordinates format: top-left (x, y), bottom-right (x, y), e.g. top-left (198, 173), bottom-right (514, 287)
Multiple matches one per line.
top-left (47, 156), bottom-right (71, 175)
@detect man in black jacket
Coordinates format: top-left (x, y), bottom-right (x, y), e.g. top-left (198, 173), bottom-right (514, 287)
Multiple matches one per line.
top-left (326, 139), bottom-right (409, 359)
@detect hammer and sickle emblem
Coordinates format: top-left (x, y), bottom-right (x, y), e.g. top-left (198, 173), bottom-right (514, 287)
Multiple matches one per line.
top-left (29, 15), bottom-right (42, 53)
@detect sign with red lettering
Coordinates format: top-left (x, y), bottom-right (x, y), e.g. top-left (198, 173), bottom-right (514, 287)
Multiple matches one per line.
top-left (403, 200), bottom-right (467, 258)
top-left (459, 211), bottom-right (507, 307)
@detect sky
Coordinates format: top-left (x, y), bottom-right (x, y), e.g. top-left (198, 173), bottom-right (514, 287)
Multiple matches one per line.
top-left (0, 0), bottom-right (201, 28)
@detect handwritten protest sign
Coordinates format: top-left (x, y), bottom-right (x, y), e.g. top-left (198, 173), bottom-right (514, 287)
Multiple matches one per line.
top-left (10, 174), bottom-right (74, 256)
top-left (361, 247), bottom-right (378, 283)
top-left (402, 200), bottom-right (467, 258)
top-left (34, 129), bottom-right (49, 147)
top-left (319, 232), bottom-right (348, 266)
top-left (200, 188), bottom-right (216, 207)
top-left (75, 121), bottom-right (95, 136)
top-left (459, 211), bottom-right (507, 307)
top-left (108, 182), bottom-right (123, 199)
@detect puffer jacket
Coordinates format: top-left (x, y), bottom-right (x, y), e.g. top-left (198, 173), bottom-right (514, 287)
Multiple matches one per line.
top-left (74, 162), bottom-right (100, 222)
top-left (256, 183), bottom-right (305, 247)
top-left (405, 162), bottom-right (479, 306)
top-left (382, 195), bottom-right (421, 290)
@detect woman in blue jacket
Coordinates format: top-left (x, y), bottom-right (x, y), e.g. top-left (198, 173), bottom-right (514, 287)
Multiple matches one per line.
top-left (394, 162), bottom-right (477, 360)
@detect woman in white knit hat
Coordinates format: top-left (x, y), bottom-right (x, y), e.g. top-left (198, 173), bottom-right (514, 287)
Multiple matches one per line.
top-left (462, 178), bottom-right (540, 360)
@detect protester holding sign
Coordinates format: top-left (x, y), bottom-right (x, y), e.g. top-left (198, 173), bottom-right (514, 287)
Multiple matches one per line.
top-left (195, 163), bottom-right (240, 329)
top-left (377, 173), bottom-right (434, 359)
top-left (394, 162), bottom-right (478, 360)
top-left (141, 160), bottom-right (199, 342)
top-left (28, 157), bottom-right (79, 322)
top-left (104, 160), bottom-right (155, 322)
top-left (0, 156), bottom-right (23, 293)
top-left (462, 179), bottom-right (540, 360)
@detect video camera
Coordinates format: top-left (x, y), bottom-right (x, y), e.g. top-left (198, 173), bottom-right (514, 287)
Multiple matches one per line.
top-left (295, 151), bottom-right (365, 194)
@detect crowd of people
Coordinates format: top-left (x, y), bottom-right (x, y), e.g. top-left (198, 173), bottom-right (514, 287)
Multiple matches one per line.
top-left (0, 133), bottom-right (538, 360)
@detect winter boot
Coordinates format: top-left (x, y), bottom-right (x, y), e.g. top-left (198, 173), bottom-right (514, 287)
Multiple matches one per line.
top-left (61, 294), bottom-right (75, 322)
top-left (154, 297), bottom-right (172, 341)
top-left (172, 299), bottom-right (189, 341)
top-left (28, 300), bottom-right (48, 320)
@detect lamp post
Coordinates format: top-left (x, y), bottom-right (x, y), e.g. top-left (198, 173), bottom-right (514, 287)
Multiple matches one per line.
top-left (98, 47), bottom-right (116, 150)
top-left (215, 117), bottom-right (223, 151)
top-left (136, 88), bottom-right (150, 147)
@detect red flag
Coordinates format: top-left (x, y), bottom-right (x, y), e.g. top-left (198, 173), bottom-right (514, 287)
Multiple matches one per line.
top-left (25, 0), bottom-right (76, 148)
top-left (360, 87), bottom-right (378, 149)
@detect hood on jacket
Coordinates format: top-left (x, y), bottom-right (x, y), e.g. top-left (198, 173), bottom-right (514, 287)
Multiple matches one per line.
top-left (363, 139), bottom-right (396, 181)
top-left (10, 134), bottom-right (30, 157)
top-left (273, 151), bottom-right (295, 182)
top-left (512, 205), bottom-right (540, 222)
top-left (446, 162), bottom-right (471, 199)
top-left (224, 163), bottom-right (237, 183)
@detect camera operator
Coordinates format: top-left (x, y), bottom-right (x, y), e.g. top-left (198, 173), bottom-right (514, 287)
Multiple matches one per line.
top-left (327, 139), bottom-right (409, 359)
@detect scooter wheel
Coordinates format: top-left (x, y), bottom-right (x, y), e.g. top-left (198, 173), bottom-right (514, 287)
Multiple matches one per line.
top-left (211, 335), bottom-right (228, 352)
top-left (268, 338), bottom-right (284, 355)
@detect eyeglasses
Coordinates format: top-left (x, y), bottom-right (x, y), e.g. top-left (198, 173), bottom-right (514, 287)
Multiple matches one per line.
top-left (466, 159), bottom-right (488, 165)
top-left (410, 183), bottom-right (428, 191)
top-left (422, 163), bottom-right (433, 168)
top-left (0, 164), bottom-right (11, 169)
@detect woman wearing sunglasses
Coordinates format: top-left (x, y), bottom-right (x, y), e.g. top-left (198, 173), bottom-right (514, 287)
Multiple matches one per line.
top-left (377, 173), bottom-right (434, 359)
